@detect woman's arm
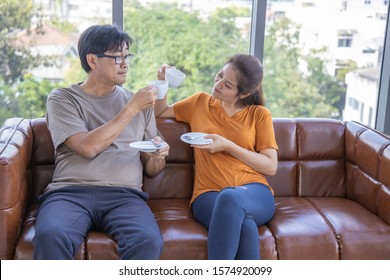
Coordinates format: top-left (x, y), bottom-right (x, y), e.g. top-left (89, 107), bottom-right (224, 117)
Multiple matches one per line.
top-left (228, 146), bottom-right (278, 176)
top-left (154, 64), bottom-right (177, 119)
top-left (154, 98), bottom-right (176, 118)
top-left (195, 134), bottom-right (278, 176)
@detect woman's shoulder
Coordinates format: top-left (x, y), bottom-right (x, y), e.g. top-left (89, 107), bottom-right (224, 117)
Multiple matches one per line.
top-left (247, 104), bottom-right (272, 116)
top-left (195, 91), bottom-right (211, 99)
top-left (180, 91), bottom-right (212, 104)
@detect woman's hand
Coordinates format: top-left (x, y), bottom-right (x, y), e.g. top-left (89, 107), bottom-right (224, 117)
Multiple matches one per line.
top-left (157, 64), bottom-right (175, 80)
top-left (191, 134), bottom-right (230, 153)
top-left (192, 134), bottom-right (278, 176)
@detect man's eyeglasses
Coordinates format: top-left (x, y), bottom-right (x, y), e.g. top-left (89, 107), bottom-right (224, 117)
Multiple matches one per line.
top-left (95, 53), bottom-right (134, 64)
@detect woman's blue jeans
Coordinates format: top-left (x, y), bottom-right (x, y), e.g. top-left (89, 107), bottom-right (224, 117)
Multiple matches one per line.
top-left (192, 183), bottom-right (275, 260)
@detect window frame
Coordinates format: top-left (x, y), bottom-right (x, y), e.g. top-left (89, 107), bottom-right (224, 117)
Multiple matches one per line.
top-left (112, 0), bottom-right (390, 134)
top-left (376, 5), bottom-right (390, 134)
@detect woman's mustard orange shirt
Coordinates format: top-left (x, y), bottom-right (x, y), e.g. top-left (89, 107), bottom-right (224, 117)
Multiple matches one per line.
top-left (173, 92), bottom-right (278, 204)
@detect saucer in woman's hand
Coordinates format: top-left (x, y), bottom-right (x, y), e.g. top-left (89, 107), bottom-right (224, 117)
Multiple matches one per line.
top-left (180, 132), bottom-right (213, 145)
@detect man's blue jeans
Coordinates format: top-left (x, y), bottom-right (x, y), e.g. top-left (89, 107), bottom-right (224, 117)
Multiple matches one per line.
top-left (33, 186), bottom-right (163, 260)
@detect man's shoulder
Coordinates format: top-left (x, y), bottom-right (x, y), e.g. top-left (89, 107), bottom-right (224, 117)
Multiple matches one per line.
top-left (116, 86), bottom-right (134, 97)
top-left (48, 84), bottom-right (78, 99)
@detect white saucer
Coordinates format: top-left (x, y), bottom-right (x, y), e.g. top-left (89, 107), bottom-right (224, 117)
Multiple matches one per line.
top-left (180, 132), bottom-right (213, 145)
top-left (129, 141), bottom-right (168, 152)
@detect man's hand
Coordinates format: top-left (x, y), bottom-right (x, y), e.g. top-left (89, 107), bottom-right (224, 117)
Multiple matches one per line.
top-left (149, 136), bottom-right (170, 160)
top-left (141, 138), bottom-right (170, 177)
top-left (129, 85), bottom-right (158, 112)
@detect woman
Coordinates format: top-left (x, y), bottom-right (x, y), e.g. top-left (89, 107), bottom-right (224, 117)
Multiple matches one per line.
top-left (155, 54), bottom-right (278, 260)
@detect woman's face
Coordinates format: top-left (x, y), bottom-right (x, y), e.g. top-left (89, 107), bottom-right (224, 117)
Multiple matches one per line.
top-left (212, 63), bottom-right (240, 104)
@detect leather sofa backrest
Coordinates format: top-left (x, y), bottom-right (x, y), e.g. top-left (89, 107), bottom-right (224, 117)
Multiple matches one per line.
top-left (27, 117), bottom-right (349, 201)
top-left (16, 117), bottom-right (390, 212)
top-left (30, 118), bottom-right (55, 200)
top-left (28, 118), bottom-right (195, 201)
top-left (268, 118), bottom-right (346, 197)
top-left (143, 118), bottom-right (194, 199)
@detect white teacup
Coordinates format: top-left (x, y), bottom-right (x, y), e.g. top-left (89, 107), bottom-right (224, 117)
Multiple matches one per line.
top-left (148, 80), bottom-right (169, 99)
top-left (165, 68), bottom-right (186, 88)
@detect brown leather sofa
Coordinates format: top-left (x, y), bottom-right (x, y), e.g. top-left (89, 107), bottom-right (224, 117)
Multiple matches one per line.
top-left (1, 117), bottom-right (390, 260)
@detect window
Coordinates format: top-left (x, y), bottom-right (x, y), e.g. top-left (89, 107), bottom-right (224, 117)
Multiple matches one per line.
top-left (1, 0), bottom-right (390, 134)
top-left (301, 2), bottom-right (315, 7)
top-left (363, 48), bottom-right (376, 53)
top-left (23, 0), bottom-right (112, 82)
top-left (349, 97), bottom-right (359, 111)
top-left (376, 12), bottom-right (387, 20)
top-left (338, 37), bottom-right (353, 47)
top-left (360, 102), bottom-right (365, 122)
top-left (121, 0), bottom-right (253, 102)
top-left (262, 0), bottom-right (388, 132)
top-left (337, 30), bottom-right (354, 48)
top-left (0, 0), bottom-right (112, 123)
top-left (369, 106), bottom-right (374, 125)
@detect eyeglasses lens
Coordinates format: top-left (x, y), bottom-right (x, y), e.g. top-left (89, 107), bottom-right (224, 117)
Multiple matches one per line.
top-left (115, 55), bottom-right (132, 64)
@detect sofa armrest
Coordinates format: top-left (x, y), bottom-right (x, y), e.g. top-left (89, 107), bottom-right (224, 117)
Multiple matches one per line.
top-left (0, 118), bottom-right (33, 259)
top-left (345, 121), bottom-right (390, 225)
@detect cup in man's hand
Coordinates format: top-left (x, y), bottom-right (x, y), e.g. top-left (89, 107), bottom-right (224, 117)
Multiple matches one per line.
top-left (148, 80), bottom-right (169, 99)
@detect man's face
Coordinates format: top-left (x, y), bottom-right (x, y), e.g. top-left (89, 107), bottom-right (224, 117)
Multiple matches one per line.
top-left (94, 42), bottom-right (131, 86)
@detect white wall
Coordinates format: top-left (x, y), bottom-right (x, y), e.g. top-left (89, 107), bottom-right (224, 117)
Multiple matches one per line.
top-left (343, 68), bottom-right (380, 127)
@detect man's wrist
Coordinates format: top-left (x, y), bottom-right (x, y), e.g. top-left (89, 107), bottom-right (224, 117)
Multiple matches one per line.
top-left (152, 157), bottom-right (165, 161)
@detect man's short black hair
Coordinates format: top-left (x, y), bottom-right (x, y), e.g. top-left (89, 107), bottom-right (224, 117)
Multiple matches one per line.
top-left (78, 24), bottom-right (133, 73)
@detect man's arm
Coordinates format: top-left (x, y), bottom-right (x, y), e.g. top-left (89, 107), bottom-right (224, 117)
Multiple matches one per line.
top-left (141, 144), bottom-right (169, 177)
top-left (65, 87), bottom-right (157, 159)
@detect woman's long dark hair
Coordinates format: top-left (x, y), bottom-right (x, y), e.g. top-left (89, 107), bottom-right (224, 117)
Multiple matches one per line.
top-left (226, 54), bottom-right (265, 107)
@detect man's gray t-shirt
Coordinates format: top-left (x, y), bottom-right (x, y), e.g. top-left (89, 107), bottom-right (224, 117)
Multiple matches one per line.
top-left (45, 83), bottom-right (158, 193)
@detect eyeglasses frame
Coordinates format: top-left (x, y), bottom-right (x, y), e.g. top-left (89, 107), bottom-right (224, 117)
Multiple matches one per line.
top-left (95, 53), bottom-right (134, 64)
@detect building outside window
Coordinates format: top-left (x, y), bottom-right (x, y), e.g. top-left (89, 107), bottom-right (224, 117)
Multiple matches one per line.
top-left (263, 0), bottom-right (387, 124)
